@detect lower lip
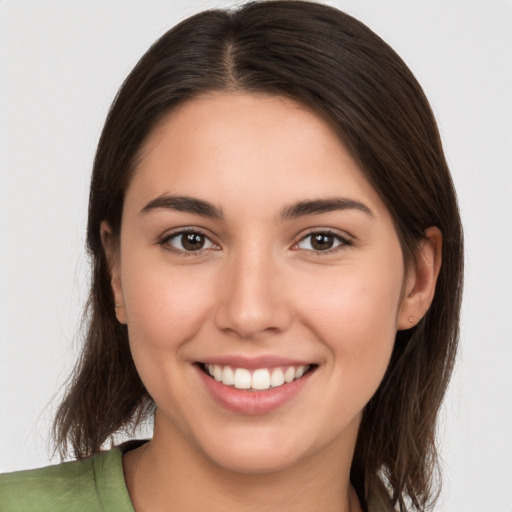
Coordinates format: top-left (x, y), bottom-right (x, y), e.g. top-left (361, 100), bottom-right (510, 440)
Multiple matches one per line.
top-left (196, 366), bottom-right (314, 415)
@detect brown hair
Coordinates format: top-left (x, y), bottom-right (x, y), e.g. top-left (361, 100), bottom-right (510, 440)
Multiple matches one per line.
top-left (53, 2), bottom-right (463, 510)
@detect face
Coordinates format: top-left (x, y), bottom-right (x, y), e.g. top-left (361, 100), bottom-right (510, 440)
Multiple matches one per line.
top-left (106, 93), bottom-right (415, 475)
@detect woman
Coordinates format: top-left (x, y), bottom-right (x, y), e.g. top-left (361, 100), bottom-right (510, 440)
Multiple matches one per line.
top-left (0, 1), bottom-right (463, 511)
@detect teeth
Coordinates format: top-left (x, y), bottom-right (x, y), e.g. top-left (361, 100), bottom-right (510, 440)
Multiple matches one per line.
top-left (284, 366), bottom-right (295, 383)
top-left (251, 369), bottom-right (271, 390)
top-left (213, 365), bottom-right (223, 382)
top-left (234, 368), bottom-right (251, 389)
top-left (295, 366), bottom-right (305, 378)
top-left (270, 368), bottom-right (285, 387)
top-left (205, 364), bottom-right (310, 391)
top-left (222, 366), bottom-right (234, 386)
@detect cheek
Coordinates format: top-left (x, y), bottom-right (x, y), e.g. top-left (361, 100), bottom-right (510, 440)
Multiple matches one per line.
top-left (304, 270), bottom-right (402, 334)
top-left (120, 260), bottom-right (217, 415)
top-left (120, 255), bottom-right (215, 354)
top-left (297, 257), bottom-right (404, 378)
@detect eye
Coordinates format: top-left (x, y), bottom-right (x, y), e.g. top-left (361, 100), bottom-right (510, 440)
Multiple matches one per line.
top-left (295, 231), bottom-right (350, 252)
top-left (161, 230), bottom-right (218, 254)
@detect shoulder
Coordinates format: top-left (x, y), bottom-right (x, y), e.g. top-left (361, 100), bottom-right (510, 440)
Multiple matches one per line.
top-left (0, 446), bottom-right (134, 512)
top-left (0, 456), bottom-right (99, 512)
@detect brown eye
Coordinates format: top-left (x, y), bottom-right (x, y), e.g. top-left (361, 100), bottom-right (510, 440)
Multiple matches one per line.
top-left (181, 233), bottom-right (205, 251)
top-left (163, 230), bottom-right (217, 253)
top-left (311, 233), bottom-right (335, 250)
top-left (296, 232), bottom-right (348, 252)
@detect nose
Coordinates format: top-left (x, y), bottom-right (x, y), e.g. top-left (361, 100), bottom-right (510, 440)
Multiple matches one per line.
top-left (214, 246), bottom-right (292, 340)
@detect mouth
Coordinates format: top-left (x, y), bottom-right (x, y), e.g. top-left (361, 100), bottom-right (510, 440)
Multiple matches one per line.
top-left (198, 362), bottom-right (317, 392)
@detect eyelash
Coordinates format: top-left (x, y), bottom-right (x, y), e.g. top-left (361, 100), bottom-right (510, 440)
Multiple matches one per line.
top-left (159, 228), bottom-right (219, 256)
top-left (159, 228), bottom-right (352, 256)
top-left (293, 229), bottom-right (352, 255)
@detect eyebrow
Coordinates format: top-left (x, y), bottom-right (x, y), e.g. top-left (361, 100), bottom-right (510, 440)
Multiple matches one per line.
top-left (139, 195), bottom-right (373, 221)
top-left (280, 198), bottom-right (374, 220)
top-left (140, 195), bottom-right (223, 219)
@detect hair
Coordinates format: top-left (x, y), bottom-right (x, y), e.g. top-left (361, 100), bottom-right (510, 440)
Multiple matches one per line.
top-left (53, 1), bottom-right (463, 510)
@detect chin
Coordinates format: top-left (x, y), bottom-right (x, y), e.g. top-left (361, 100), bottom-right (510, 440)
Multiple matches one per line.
top-left (210, 447), bottom-right (302, 475)
top-left (199, 428), bottom-right (316, 475)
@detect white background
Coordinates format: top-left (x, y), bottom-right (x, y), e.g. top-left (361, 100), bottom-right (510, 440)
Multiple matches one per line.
top-left (1, 1), bottom-right (511, 511)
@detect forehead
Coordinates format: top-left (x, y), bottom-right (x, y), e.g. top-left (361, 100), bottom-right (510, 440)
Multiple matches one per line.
top-left (126, 92), bottom-right (389, 221)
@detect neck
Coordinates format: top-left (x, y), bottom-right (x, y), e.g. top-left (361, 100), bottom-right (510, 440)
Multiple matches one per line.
top-left (123, 411), bottom-right (362, 512)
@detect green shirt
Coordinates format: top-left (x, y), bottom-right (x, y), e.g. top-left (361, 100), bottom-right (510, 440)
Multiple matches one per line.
top-left (0, 443), bottom-right (391, 511)
top-left (0, 445), bottom-right (134, 512)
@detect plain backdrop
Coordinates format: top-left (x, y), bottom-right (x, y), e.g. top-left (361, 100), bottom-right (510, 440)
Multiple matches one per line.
top-left (1, 1), bottom-right (511, 511)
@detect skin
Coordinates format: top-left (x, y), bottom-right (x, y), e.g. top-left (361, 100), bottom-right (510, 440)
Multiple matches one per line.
top-left (102, 93), bottom-right (441, 512)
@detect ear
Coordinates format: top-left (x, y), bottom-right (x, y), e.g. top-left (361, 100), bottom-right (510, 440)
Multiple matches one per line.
top-left (397, 227), bottom-right (442, 330)
top-left (100, 221), bottom-right (127, 324)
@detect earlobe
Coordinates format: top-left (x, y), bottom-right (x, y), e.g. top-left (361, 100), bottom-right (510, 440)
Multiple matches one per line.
top-left (100, 221), bottom-right (127, 325)
top-left (397, 227), bottom-right (442, 330)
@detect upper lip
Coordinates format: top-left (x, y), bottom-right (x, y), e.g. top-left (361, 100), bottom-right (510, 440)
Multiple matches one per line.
top-left (197, 355), bottom-right (315, 370)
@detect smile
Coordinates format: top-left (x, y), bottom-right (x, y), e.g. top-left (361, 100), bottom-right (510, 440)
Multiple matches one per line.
top-left (196, 360), bottom-right (317, 414)
top-left (202, 363), bottom-right (311, 391)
